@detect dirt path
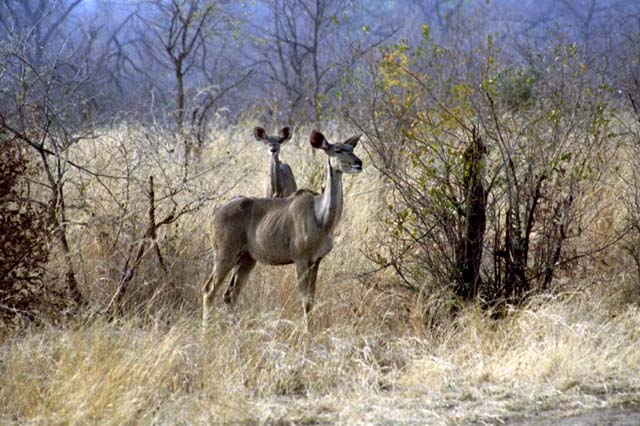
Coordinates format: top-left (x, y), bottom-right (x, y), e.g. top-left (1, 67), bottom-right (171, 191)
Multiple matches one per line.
top-left (512, 407), bottom-right (640, 425)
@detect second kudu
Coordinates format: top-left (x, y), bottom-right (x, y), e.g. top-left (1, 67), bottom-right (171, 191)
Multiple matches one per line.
top-left (202, 130), bottom-right (363, 329)
top-left (255, 126), bottom-right (297, 198)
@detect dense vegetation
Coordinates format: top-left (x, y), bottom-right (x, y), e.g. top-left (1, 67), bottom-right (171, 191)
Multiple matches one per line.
top-left (1, 1), bottom-right (640, 423)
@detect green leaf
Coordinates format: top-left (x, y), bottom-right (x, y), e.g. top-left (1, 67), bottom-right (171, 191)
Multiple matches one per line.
top-left (421, 24), bottom-right (430, 39)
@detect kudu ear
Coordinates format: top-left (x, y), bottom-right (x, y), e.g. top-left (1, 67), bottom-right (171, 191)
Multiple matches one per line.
top-left (279, 126), bottom-right (291, 143)
top-left (343, 134), bottom-right (361, 148)
top-left (254, 126), bottom-right (267, 141)
top-left (310, 130), bottom-right (331, 150)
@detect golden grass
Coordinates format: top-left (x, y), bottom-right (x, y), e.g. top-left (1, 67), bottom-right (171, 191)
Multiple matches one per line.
top-left (1, 296), bottom-right (639, 424)
top-left (2, 122), bottom-right (640, 424)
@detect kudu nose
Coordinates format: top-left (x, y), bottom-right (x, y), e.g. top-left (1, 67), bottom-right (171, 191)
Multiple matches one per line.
top-left (355, 158), bottom-right (363, 167)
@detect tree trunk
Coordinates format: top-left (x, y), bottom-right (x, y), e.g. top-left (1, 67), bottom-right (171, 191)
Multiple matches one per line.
top-left (40, 151), bottom-right (83, 305)
top-left (175, 60), bottom-right (185, 133)
top-left (454, 129), bottom-right (487, 300)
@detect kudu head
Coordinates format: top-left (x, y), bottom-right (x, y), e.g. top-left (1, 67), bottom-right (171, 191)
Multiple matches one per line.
top-left (254, 126), bottom-right (291, 157)
top-left (310, 130), bottom-right (363, 174)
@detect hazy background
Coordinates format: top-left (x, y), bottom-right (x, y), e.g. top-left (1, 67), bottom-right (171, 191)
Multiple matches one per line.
top-left (2, 0), bottom-right (637, 130)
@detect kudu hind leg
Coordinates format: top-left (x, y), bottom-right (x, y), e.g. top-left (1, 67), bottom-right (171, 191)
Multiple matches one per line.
top-left (223, 253), bottom-right (256, 305)
top-left (202, 255), bottom-right (235, 330)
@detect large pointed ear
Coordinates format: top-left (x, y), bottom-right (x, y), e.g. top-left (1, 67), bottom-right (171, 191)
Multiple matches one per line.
top-left (310, 130), bottom-right (330, 150)
top-left (254, 126), bottom-right (267, 141)
top-left (279, 126), bottom-right (291, 143)
top-left (343, 134), bottom-right (361, 148)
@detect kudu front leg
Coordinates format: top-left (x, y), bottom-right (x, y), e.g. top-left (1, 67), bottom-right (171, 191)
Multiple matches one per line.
top-left (295, 259), bottom-right (321, 331)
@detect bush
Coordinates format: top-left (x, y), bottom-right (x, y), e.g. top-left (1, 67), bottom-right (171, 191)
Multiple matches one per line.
top-left (0, 139), bottom-right (55, 326)
top-left (351, 33), bottom-right (620, 314)
top-left (494, 66), bottom-right (538, 111)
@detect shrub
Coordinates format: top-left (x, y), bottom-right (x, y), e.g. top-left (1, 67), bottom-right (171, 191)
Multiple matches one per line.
top-left (0, 139), bottom-right (55, 326)
top-left (351, 32), bottom-right (619, 314)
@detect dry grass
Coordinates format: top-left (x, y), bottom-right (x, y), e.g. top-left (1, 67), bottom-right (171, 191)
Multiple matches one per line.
top-left (1, 295), bottom-right (639, 424)
top-left (2, 122), bottom-right (640, 424)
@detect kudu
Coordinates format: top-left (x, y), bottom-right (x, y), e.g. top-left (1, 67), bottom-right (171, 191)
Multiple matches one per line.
top-left (255, 126), bottom-right (297, 198)
top-left (202, 130), bottom-right (363, 330)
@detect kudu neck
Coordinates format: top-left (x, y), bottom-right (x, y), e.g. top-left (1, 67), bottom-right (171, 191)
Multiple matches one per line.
top-left (269, 152), bottom-right (281, 196)
top-left (316, 156), bottom-right (343, 230)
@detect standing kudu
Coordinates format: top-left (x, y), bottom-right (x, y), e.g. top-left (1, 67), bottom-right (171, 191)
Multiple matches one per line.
top-left (255, 126), bottom-right (297, 198)
top-left (202, 130), bottom-right (363, 330)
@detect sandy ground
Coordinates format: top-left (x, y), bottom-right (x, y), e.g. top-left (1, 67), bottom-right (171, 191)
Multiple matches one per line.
top-left (510, 406), bottom-right (640, 425)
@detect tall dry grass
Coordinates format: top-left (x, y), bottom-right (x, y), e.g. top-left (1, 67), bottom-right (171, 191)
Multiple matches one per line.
top-left (1, 296), bottom-right (639, 424)
top-left (2, 122), bottom-right (640, 424)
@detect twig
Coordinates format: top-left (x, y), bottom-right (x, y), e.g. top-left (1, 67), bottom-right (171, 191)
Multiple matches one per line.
top-left (148, 176), bottom-right (168, 274)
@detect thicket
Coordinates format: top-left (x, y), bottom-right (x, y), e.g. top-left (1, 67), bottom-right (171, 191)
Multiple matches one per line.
top-left (349, 29), bottom-right (632, 317)
top-left (623, 97), bottom-right (640, 291)
top-left (0, 140), bottom-right (60, 326)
